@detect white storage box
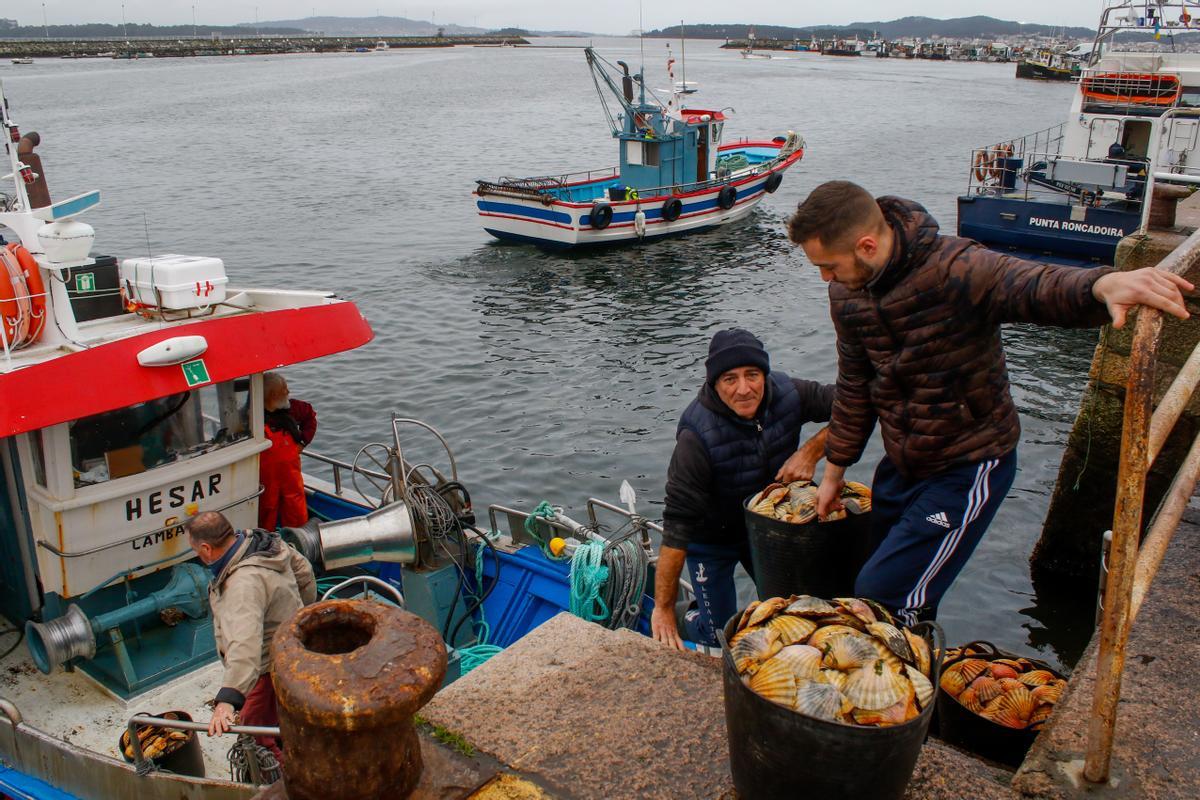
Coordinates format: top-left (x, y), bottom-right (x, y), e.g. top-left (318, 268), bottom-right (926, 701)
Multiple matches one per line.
top-left (120, 254), bottom-right (228, 310)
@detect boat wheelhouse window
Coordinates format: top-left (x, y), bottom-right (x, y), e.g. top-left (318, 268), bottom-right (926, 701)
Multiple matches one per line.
top-left (68, 380), bottom-right (250, 487)
top-left (1178, 88), bottom-right (1200, 108)
top-left (627, 140), bottom-right (660, 167)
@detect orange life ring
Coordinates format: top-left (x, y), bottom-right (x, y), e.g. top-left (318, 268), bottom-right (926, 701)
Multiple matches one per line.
top-left (0, 244), bottom-right (46, 348)
top-left (7, 244), bottom-right (45, 344)
top-left (988, 144), bottom-right (1014, 181)
top-left (973, 150), bottom-right (990, 182)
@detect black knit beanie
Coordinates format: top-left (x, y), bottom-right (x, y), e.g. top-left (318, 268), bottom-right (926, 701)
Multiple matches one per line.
top-left (705, 328), bottom-right (770, 385)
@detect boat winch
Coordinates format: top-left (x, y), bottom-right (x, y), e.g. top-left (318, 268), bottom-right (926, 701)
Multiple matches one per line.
top-left (25, 562), bottom-right (211, 676)
top-left (282, 500), bottom-right (418, 571)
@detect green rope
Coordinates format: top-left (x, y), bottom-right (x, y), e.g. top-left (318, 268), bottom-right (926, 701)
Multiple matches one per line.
top-left (524, 501), bottom-right (569, 561)
top-left (458, 644), bottom-right (503, 675)
top-left (569, 540), bottom-right (610, 623)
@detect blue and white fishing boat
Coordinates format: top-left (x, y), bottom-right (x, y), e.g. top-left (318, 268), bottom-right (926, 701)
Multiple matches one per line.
top-left (474, 47), bottom-right (805, 249)
top-left (958, 1), bottom-right (1200, 265)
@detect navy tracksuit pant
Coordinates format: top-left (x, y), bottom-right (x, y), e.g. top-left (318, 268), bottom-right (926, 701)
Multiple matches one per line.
top-left (681, 540), bottom-right (755, 647)
top-left (856, 449), bottom-right (1017, 626)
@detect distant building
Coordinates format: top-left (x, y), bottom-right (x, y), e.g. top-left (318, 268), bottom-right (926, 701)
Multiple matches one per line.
top-left (0, 19), bottom-right (18, 31)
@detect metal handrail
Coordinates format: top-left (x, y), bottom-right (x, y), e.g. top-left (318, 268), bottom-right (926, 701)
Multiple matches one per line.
top-left (35, 486), bottom-right (264, 558)
top-left (320, 575), bottom-right (405, 607)
top-left (1085, 222), bottom-right (1200, 782)
top-left (301, 448), bottom-right (388, 497)
top-left (125, 713), bottom-right (279, 774)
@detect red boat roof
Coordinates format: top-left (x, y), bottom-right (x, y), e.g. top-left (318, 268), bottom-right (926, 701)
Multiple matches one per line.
top-left (0, 298), bottom-right (372, 437)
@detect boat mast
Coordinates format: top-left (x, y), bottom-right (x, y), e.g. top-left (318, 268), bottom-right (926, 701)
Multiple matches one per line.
top-left (680, 20), bottom-right (687, 91)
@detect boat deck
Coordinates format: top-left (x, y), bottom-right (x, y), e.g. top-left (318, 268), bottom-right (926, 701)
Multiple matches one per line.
top-left (0, 643), bottom-right (237, 782)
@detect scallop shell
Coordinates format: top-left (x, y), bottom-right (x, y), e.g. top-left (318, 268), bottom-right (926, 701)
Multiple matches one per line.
top-left (784, 595), bottom-right (837, 617)
top-left (989, 663), bottom-right (1020, 681)
top-left (843, 495), bottom-right (872, 515)
top-left (793, 679), bottom-right (849, 722)
top-left (867, 622), bottom-right (914, 662)
top-left (748, 657), bottom-right (798, 708)
top-left (996, 684), bottom-right (1037, 722)
top-left (957, 686), bottom-right (984, 714)
top-left (852, 696), bottom-right (919, 727)
top-left (735, 601), bottom-right (761, 633)
top-left (819, 668), bottom-right (849, 692)
top-left (903, 629), bottom-right (931, 676)
top-left (983, 704), bottom-right (1028, 730)
top-left (843, 480), bottom-right (872, 497)
top-left (905, 664), bottom-right (934, 709)
top-left (749, 495), bottom-right (778, 516)
top-left (843, 658), bottom-right (909, 711)
top-left (765, 614), bottom-right (818, 646)
top-left (772, 645), bottom-right (823, 682)
top-left (997, 677), bottom-right (1026, 693)
top-left (867, 637), bottom-right (905, 674)
top-left (816, 612), bottom-right (869, 633)
top-left (833, 597), bottom-right (878, 625)
top-left (821, 634), bottom-right (879, 672)
top-left (747, 597), bottom-right (789, 628)
top-left (940, 659), bottom-right (987, 696)
top-left (732, 627), bottom-right (782, 675)
top-left (993, 658), bottom-right (1025, 670)
top-left (807, 624), bottom-right (863, 651)
top-left (1017, 670), bottom-right (1057, 687)
top-left (862, 598), bottom-right (895, 626)
top-left (1031, 682), bottom-right (1064, 707)
top-left (1028, 703), bottom-right (1054, 728)
top-left (969, 675), bottom-right (1004, 704)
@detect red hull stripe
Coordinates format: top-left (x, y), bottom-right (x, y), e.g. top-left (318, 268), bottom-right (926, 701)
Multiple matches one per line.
top-left (0, 301), bottom-right (374, 437)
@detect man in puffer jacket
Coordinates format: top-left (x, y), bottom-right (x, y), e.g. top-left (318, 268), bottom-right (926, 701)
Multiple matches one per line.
top-left (188, 511), bottom-right (317, 761)
top-left (788, 180), bottom-right (1192, 625)
top-left (653, 329), bottom-right (835, 649)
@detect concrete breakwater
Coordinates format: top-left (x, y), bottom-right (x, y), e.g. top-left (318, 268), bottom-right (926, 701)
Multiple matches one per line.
top-left (0, 35), bottom-right (530, 60)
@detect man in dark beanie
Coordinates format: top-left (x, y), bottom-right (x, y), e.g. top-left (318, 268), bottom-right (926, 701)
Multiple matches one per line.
top-left (652, 329), bottom-right (835, 649)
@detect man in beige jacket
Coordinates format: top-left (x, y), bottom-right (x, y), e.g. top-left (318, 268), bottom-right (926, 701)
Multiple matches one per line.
top-left (187, 511), bottom-right (316, 760)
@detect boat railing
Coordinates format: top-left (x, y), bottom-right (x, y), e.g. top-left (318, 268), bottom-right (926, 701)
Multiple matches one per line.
top-left (479, 146), bottom-right (797, 205)
top-left (1083, 222), bottom-right (1200, 783)
top-left (1133, 107), bottom-right (1200, 232)
top-left (301, 448), bottom-right (389, 498)
top-left (965, 123), bottom-right (1066, 197)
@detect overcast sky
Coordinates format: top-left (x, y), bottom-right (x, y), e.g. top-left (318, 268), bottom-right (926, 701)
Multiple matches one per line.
top-left (7, 1), bottom-right (1108, 34)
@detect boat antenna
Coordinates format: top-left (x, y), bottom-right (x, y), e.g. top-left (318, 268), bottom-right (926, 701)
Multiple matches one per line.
top-left (638, 0), bottom-right (646, 106)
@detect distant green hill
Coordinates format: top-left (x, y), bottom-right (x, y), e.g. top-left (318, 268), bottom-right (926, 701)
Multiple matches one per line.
top-left (649, 16), bottom-right (1095, 41)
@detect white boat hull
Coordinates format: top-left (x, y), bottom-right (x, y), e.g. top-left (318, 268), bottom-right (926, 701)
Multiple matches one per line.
top-left (476, 164), bottom-right (796, 249)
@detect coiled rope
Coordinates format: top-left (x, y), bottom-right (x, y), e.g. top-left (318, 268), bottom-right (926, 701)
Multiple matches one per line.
top-left (569, 527), bottom-right (648, 630)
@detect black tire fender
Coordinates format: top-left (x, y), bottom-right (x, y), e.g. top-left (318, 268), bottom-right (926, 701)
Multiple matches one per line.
top-left (764, 172), bottom-right (783, 194)
top-left (718, 185), bottom-right (737, 210)
top-left (590, 203), bottom-right (613, 230)
top-left (661, 197), bottom-right (683, 222)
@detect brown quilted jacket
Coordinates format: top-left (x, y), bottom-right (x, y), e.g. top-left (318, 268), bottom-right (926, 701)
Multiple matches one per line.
top-left (825, 197), bottom-right (1112, 479)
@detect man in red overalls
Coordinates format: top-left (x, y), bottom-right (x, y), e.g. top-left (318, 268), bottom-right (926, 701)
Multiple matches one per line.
top-left (259, 373), bottom-right (310, 530)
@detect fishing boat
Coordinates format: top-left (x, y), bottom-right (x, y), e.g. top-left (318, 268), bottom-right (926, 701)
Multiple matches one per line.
top-left (474, 47), bottom-right (804, 249)
top-left (10, 59), bottom-right (33, 66)
top-left (0, 81), bottom-right (689, 797)
top-left (958, 0), bottom-right (1200, 265)
top-left (740, 28), bottom-right (773, 60)
top-left (1015, 47), bottom-right (1081, 81)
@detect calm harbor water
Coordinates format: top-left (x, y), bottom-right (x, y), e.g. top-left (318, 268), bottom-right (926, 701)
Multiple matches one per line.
top-left (2, 40), bottom-right (1092, 667)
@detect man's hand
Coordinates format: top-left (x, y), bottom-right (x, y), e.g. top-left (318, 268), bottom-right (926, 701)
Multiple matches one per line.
top-left (651, 605), bottom-right (686, 651)
top-left (816, 463), bottom-right (847, 519)
top-left (1093, 268), bottom-right (1193, 329)
top-left (776, 427), bottom-right (829, 483)
top-left (208, 702), bottom-right (236, 736)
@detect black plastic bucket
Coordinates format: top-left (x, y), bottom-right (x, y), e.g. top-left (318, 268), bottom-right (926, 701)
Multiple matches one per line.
top-left (720, 614), bottom-right (943, 800)
top-left (934, 641), bottom-right (1064, 768)
top-left (744, 499), bottom-right (876, 600)
top-left (119, 710), bottom-right (206, 778)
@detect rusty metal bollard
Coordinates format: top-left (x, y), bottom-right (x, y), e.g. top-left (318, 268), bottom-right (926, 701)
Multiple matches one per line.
top-left (272, 599), bottom-right (447, 800)
top-left (1148, 184), bottom-right (1191, 230)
